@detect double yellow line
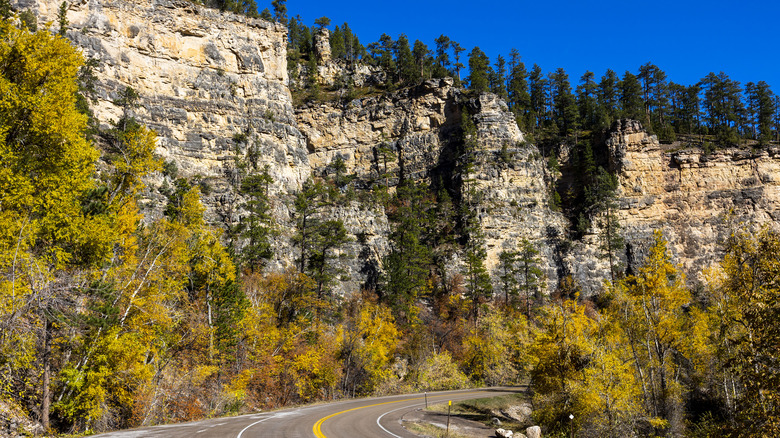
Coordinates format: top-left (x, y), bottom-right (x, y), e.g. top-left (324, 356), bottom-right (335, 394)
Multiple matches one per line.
top-left (313, 396), bottom-right (424, 438)
top-left (312, 391), bottom-right (482, 438)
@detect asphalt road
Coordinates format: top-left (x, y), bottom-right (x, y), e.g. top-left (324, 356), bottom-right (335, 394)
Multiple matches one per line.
top-left (92, 387), bottom-right (521, 438)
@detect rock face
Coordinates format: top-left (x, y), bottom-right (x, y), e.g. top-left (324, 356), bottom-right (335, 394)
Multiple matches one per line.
top-left (313, 28), bottom-right (331, 64)
top-left (297, 79), bottom-right (566, 289)
top-left (17, 0), bottom-right (780, 295)
top-left (608, 121), bottom-right (780, 285)
top-left (21, 0), bottom-right (307, 204)
top-left (19, 0), bottom-right (312, 273)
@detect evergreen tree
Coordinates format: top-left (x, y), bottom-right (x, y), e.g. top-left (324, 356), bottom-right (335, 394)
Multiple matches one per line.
top-left (598, 69), bottom-right (620, 123)
top-left (497, 250), bottom-right (519, 307)
top-left (700, 72), bottom-right (745, 146)
top-left (259, 8), bottom-right (272, 21)
top-left (668, 82), bottom-right (701, 136)
top-left (745, 81), bottom-right (775, 145)
top-left (308, 219), bottom-right (349, 302)
top-left (329, 25), bottom-right (345, 60)
top-left (619, 71), bottom-right (644, 120)
top-left (517, 238), bottom-right (544, 318)
top-left (588, 168), bottom-right (623, 282)
top-left (491, 54), bottom-right (508, 101)
top-left (637, 63), bottom-right (670, 134)
top-left (0, 0), bottom-right (10, 20)
top-left (382, 181), bottom-right (433, 325)
top-left (57, 2), bottom-right (68, 36)
top-left (19, 10), bottom-right (37, 32)
top-left (394, 34), bottom-right (417, 84)
top-left (451, 41), bottom-right (465, 84)
top-left (507, 49), bottom-right (531, 129)
top-left (467, 46), bottom-right (490, 93)
top-left (549, 68), bottom-right (578, 137)
top-left (577, 71), bottom-right (599, 131)
top-left (293, 179), bottom-right (326, 274)
top-left (433, 34), bottom-right (451, 78)
top-left (271, 0), bottom-right (287, 24)
top-left (412, 39), bottom-right (432, 80)
top-left (463, 220), bottom-right (492, 325)
top-left (238, 165), bottom-right (274, 270)
top-left (368, 33), bottom-right (394, 73)
top-left (529, 64), bottom-right (547, 130)
top-left (313, 16), bottom-right (331, 30)
top-left (774, 95), bottom-right (780, 143)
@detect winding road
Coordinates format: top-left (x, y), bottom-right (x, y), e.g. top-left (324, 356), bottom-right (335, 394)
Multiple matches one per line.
top-left (93, 387), bottom-right (520, 438)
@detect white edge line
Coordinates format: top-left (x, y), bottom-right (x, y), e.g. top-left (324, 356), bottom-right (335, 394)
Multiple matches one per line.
top-left (236, 415), bottom-right (276, 438)
top-left (376, 402), bottom-right (425, 438)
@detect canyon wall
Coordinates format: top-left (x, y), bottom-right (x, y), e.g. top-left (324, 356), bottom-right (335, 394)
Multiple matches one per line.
top-left (609, 120), bottom-right (780, 285)
top-left (16, 0), bottom-right (780, 294)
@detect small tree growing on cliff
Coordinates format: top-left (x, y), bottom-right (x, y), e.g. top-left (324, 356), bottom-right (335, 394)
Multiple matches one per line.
top-left (498, 249), bottom-right (520, 308)
top-left (238, 165), bottom-right (274, 271)
top-left (518, 238), bottom-right (545, 318)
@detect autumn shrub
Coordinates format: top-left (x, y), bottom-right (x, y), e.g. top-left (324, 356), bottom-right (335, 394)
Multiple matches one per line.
top-left (414, 351), bottom-right (470, 391)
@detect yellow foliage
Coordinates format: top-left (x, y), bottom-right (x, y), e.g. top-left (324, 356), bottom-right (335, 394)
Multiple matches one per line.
top-left (462, 308), bottom-right (519, 385)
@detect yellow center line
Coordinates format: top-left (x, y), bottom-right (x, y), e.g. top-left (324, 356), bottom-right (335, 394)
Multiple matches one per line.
top-left (312, 391), bottom-right (483, 438)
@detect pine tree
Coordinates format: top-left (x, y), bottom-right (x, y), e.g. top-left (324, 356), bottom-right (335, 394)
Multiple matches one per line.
top-left (433, 34), bottom-right (451, 78)
top-left (271, 0), bottom-right (286, 24)
top-left (368, 33), bottom-right (394, 74)
top-left (507, 49), bottom-right (530, 128)
top-left (382, 181), bottom-right (433, 325)
top-left (529, 64), bottom-right (547, 131)
top-left (394, 34), bottom-right (417, 84)
top-left (412, 39), bottom-right (431, 80)
top-left (451, 41), bottom-right (465, 84)
top-left (700, 72), bottom-right (745, 146)
top-left (57, 2), bottom-right (68, 36)
top-left (329, 25), bottom-right (345, 60)
top-left (619, 71), bottom-right (644, 120)
top-left (238, 165), bottom-right (274, 270)
top-left (517, 238), bottom-right (544, 318)
top-left (497, 250), bottom-right (519, 308)
top-left (637, 63), bottom-right (670, 131)
top-left (577, 71), bottom-right (599, 131)
top-left (745, 81), bottom-right (775, 145)
top-left (293, 179), bottom-right (326, 273)
top-left (491, 54), bottom-right (508, 101)
top-left (598, 69), bottom-right (620, 124)
top-left (467, 46), bottom-right (490, 93)
top-left (313, 16), bottom-right (331, 30)
top-left (550, 68), bottom-right (578, 138)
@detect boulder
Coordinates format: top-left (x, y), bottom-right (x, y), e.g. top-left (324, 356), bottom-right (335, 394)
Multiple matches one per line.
top-left (526, 425), bottom-right (542, 438)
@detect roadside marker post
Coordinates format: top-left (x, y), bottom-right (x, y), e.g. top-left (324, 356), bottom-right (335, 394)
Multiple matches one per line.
top-left (424, 392), bottom-right (428, 409)
top-left (446, 400), bottom-right (451, 436)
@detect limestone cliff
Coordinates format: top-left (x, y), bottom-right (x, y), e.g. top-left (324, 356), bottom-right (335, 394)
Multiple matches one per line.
top-left (296, 79), bottom-right (567, 290)
top-left (19, 0), bottom-right (307, 217)
top-left (16, 0), bottom-right (780, 296)
top-left (607, 120), bottom-right (780, 285)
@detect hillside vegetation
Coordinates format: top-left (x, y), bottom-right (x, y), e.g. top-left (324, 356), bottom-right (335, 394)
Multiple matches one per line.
top-left (0, 5), bottom-right (779, 438)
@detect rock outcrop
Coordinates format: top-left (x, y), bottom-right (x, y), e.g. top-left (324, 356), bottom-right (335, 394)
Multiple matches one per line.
top-left (297, 79), bottom-right (566, 288)
top-left (16, 0), bottom-right (780, 296)
top-left (609, 121), bottom-right (780, 284)
top-left (568, 119), bottom-right (780, 290)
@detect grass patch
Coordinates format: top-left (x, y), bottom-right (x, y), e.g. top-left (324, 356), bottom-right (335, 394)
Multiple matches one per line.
top-left (405, 421), bottom-right (472, 438)
top-left (426, 393), bottom-right (529, 432)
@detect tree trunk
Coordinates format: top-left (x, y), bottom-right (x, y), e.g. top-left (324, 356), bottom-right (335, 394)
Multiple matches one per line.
top-left (41, 317), bottom-right (52, 432)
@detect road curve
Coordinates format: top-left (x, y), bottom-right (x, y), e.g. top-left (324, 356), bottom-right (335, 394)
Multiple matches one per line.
top-left (92, 387), bottom-right (521, 438)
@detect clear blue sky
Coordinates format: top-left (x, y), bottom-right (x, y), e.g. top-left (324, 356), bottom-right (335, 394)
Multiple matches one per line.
top-left (285, 0), bottom-right (779, 91)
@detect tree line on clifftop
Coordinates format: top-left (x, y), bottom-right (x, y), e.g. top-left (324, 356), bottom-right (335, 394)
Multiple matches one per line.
top-left (1, 5), bottom-right (780, 438)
